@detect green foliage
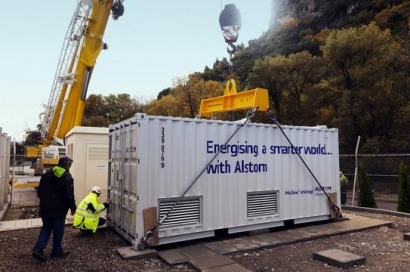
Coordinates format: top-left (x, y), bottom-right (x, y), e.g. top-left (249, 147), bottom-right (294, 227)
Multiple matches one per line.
top-left (24, 130), bottom-right (41, 146)
top-left (375, 1), bottom-right (410, 35)
top-left (246, 51), bottom-right (324, 124)
top-left (147, 74), bottom-right (224, 118)
top-left (29, 1), bottom-right (410, 155)
top-left (320, 22), bottom-right (405, 152)
top-left (348, 10), bottom-right (375, 26)
top-left (397, 161), bottom-right (410, 212)
top-left (157, 88), bottom-right (171, 100)
top-left (360, 137), bottom-right (382, 153)
top-left (211, 1), bottom-right (410, 153)
top-left (82, 93), bottom-right (147, 127)
top-left (358, 161), bottom-right (377, 208)
top-left (202, 59), bottom-right (230, 82)
top-left (147, 95), bottom-right (180, 117)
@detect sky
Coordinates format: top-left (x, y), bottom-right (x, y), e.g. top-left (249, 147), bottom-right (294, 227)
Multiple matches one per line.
top-left (0, 0), bottom-right (273, 142)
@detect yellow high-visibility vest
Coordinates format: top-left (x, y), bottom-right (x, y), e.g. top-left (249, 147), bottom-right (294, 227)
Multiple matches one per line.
top-left (73, 192), bottom-right (105, 232)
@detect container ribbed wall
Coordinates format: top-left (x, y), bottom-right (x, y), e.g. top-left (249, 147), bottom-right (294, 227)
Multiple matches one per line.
top-left (108, 114), bottom-right (340, 247)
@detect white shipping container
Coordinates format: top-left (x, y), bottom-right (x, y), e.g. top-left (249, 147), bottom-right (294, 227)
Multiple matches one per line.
top-left (108, 113), bottom-right (340, 249)
top-left (66, 126), bottom-right (109, 203)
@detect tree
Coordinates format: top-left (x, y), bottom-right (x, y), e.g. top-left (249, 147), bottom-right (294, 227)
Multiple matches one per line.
top-left (151, 73), bottom-right (224, 118)
top-left (157, 88), bottom-right (171, 100)
top-left (24, 130), bottom-right (41, 146)
top-left (104, 93), bottom-right (144, 123)
top-left (246, 55), bottom-right (287, 121)
top-left (358, 161), bottom-right (377, 208)
top-left (172, 74), bottom-right (202, 118)
top-left (83, 93), bottom-right (147, 126)
top-left (246, 51), bottom-right (324, 124)
top-left (321, 22), bottom-right (405, 152)
top-left (397, 161), bottom-right (410, 213)
top-left (202, 58), bottom-right (230, 82)
top-left (375, 2), bottom-right (410, 36)
top-left (147, 95), bottom-right (180, 116)
top-left (278, 51), bottom-right (325, 124)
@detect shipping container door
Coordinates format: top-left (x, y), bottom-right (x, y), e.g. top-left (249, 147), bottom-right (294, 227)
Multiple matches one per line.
top-left (85, 144), bottom-right (109, 198)
top-left (108, 120), bottom-right (138, 242)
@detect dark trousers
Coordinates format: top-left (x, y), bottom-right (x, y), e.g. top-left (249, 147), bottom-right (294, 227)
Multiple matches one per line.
top-left (341, 185), bottom-right (347, 205)
top-left (33, 215), bottom-right (66, 257)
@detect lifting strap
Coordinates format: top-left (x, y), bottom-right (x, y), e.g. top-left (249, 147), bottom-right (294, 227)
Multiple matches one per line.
top-left (266, 109), bottom-right (343, 220)
top-left (137, 108), bottom-right (258, 250)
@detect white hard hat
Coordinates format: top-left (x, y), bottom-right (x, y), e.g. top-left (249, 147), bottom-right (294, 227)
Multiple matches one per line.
top-left (91, 186), bottom-right (102, 194)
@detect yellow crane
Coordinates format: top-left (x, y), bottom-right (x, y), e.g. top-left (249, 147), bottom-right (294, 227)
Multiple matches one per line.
top-left (26, 0), bottom-right (124, 172)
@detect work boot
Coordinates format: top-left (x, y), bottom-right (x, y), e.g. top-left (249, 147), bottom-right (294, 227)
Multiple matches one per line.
top-left (32, 249), bottom-right (46, 261)
top-left (50, 251), bottom-right (70, 259)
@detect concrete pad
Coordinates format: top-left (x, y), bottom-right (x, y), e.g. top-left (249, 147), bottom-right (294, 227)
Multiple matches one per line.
top-left (189, 254), bottom-right (236, 270)
top-left (267, 231), bottom-right (298, 244)
top-left (289, 225), bottom-right (330, 238)
top-left (202, 263), bottom-right (252, 272)
top-left (204, 241), bottom-right (239, 255)
top-left (157, 249), bottom-right (189, 265)
top-left (404, 232), bottom-right (410, 241)
top-left (344, 214), bottom-right (392, 227)
top-left (116, 246), bottom-right (157, 260)
top-left (286, 229), bottom-right (315, 241)
top-left (333, 219), bottom-right (366, 230)
top-left (242, 235), bottom-right (274, 248)
top-left (1, 220), bottom-right (16, 230)
top-left (252, 232), bottom-right (285, 245)
top-left (313, 249), bottom-right (365, 269)
top-left (14, 219), bottom-right (29, 229)
top-left (178, 245), bottom-right (219, 259)
top-left (312, 224), bottom-right (350, 236)
top-left (31, 218), bottom-right (42, 227)
top-left (221, 237), bottom-right (260, 252)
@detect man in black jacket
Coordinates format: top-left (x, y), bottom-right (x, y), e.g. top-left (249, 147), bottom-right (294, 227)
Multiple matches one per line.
top-left (32, 156), bottom-right (77, 261)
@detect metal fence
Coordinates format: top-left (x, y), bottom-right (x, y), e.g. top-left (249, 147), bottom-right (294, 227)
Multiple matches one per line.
top-left (10, 153), bottom-right (410, 194)
top-left (10, 154), bottom-right (37, 176)
top-left (6, 153), bottom-right (410, 210)
top-left (340, 154), bottom-right (410, 194)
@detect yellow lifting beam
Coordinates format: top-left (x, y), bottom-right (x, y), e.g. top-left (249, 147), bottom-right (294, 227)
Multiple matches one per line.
top-left (199, 79), bottom-right (269, 117)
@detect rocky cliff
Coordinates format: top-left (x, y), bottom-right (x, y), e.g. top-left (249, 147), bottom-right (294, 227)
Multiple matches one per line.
top-left (271, 0), bottom-right (373, 28)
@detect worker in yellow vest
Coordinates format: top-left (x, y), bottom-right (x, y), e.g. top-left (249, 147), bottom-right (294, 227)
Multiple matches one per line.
top-left (73, 186), bottom-right (111, 234)
top-left (339, 171), bottom-right (349, 205)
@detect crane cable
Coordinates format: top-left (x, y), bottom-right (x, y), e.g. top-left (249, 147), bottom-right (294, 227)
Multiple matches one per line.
top-left (266, 108), bottom-right (343, 220)
top-left (137, 107), bottom-right (258, 250)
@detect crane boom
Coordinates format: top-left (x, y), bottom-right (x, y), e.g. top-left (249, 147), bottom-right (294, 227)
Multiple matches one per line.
top-left (40, 1), bottom-right (92, 146)
top-left (29, 0), bottom-right (124, 172)
top-left (40, 0), bottom-right (124, 146)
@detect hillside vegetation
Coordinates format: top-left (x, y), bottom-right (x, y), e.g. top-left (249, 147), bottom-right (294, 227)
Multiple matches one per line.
top-left (26, 1), bottom-right (410, 154)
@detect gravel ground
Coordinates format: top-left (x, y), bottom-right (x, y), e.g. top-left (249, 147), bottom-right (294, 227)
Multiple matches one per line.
top-left (1, 209), bottom-right (410, 271)
top-left (231, 210), bottom-right (410, 271)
